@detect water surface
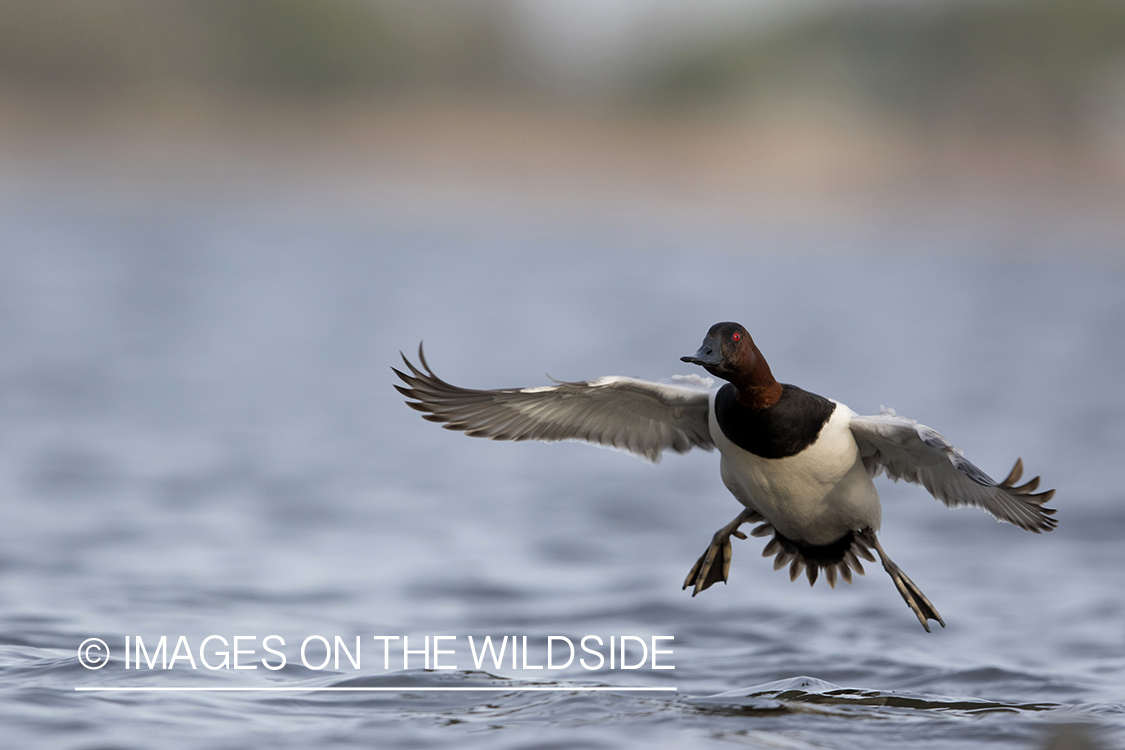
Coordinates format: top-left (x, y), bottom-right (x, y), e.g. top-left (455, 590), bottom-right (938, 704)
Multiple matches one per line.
top-left (0, 196), bottom-right (1121, 748)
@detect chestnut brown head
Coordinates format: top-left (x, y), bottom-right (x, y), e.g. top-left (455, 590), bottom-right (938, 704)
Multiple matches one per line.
top-left (681, 322), bottom-right (755, 381)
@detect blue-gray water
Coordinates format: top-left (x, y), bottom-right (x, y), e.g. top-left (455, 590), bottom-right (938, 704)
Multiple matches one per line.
top-left (0, 195), bottom-right (1122, 748)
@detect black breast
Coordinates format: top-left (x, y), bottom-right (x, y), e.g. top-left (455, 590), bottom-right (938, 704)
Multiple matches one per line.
top-left (714, 383), bottom-right (836, 459)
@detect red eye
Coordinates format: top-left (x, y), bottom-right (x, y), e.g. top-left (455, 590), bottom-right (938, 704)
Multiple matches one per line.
top-left (732, 332), bottom-right (741, 342)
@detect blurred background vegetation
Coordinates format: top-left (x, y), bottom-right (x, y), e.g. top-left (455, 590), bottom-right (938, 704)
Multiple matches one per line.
top-left (1, 0), bottom-right (1123, 222)
top-left (4, 0), bottom-right (1124, 122)
top-left (644, 0), bottom-right (1125, 130)
top-left (0, 1), bottom-right (519, 96)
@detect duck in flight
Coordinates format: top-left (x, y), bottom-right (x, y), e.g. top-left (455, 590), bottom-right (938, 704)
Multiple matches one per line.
top-left (393, 322), bottom-right (1056, 631)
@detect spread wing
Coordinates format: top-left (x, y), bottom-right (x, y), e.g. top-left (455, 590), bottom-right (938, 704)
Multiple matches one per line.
top-left (394, 345), bottom-right (715, 463)
top-left (849, 410), bottom-right (1057, 532)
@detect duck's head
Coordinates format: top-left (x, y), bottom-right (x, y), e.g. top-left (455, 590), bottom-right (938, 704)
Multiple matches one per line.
top-left (681, 322), bottom-right (755, 379)
top-left (682, 322), bottom-right (781, 405)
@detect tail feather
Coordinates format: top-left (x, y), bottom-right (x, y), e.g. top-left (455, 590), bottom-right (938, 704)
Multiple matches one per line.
top-left (759, 529), bottom-right (868, 588)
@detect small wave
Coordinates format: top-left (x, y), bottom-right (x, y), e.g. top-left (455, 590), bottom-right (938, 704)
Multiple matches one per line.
top-left (690, 676), bottom-right (1062, 717)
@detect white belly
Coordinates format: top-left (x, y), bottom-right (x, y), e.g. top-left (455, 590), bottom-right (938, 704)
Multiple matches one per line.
top-left (709, 395), bottom-right (881, 545)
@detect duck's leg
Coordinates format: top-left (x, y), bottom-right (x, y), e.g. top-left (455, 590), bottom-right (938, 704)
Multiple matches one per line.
top-left (858, 528), bottom-right (945, 632)
top-left (683, 509), bottom-right (757, 596)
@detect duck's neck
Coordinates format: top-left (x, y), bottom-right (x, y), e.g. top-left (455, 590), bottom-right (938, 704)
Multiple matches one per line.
top-left (732, 348), bottom-right (783, 410)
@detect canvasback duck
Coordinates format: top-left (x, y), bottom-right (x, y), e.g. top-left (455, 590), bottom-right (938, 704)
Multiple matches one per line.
top-left (394, 322), bottom-right (1056, 631)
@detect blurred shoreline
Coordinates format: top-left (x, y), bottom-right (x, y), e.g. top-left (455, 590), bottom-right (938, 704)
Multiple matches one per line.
top-left (4, 87), bottom-right (1124, 246)
top-left (3, 0), bottom-right (1124, 249)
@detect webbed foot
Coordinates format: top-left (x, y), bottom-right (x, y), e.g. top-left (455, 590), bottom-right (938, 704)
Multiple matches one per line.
top-left (859, 528), bottom-right (945, 632)
top-left (683, 509), bottom-right (757, 596)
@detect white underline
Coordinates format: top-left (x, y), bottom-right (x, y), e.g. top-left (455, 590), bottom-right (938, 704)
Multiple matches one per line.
top-left (75, 686), bottom-right (677, 693)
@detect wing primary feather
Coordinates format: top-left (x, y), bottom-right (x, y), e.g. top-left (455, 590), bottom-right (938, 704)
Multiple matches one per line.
top-left (1000, 458), bottom-right (1023, 486)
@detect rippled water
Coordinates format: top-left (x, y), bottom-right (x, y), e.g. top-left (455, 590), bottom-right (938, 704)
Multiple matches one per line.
top-left (0, 195), bottom-right (1122, 748)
